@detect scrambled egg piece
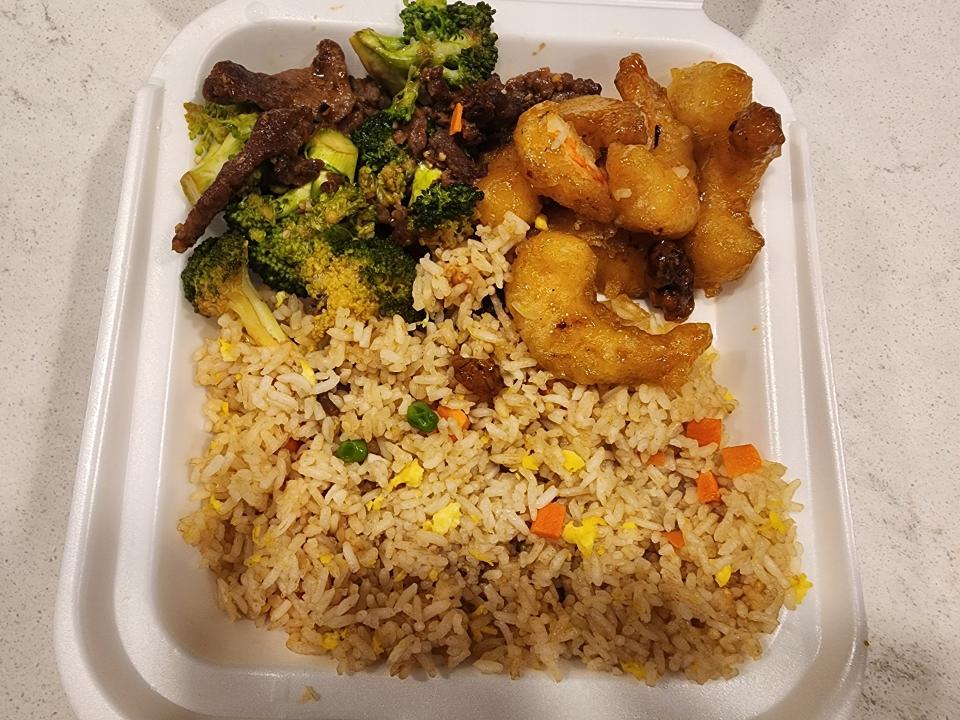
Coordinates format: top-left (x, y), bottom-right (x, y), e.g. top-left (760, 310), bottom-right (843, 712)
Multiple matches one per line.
top-left (620, 521), bottom-right (638, 531)
top-left (366, 460), bottom-right (424, 511)
top-left (562, 517), bottom-right (605, 557)
top-left (790, 573), bottom-right (813, 604)
top-left (468, 547), bottom-right (495, 564)
top-left (320, 632), bottom-right (341, 650)
top-left (219, 401), bottom-right (230, 416)
top-left (521, 453), bottom-right (542, 471)
top-left (423, 502), bottom-right (462, 535)
top-left (767, 510), bottom-right (786, 534)
top-left (218, 338), bottom-right (238, 362)
top-left (389, 460), bottom-right (424, 490)
top-left (273, 291), bottom-right (288, 309)
top-left (299, 359), bottom-right (316, 385)
top-left (715, 564), bottom-right (733, 587)
top-left (562, 450), bottom-right (586, 472)
top-left (534, 213), bottom-right (549, 230)
top-left (622, 662), bottom-right (646, 681)
top-left (208, 496), bottom-right (223, 512)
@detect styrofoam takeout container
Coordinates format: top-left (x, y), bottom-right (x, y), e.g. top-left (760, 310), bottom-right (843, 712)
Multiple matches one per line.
top-left (55, 0), bottom-right (867, 717)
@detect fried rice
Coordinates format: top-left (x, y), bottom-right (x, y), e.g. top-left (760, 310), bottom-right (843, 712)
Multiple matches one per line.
top-left (178, 213), bottom-right (807, 684)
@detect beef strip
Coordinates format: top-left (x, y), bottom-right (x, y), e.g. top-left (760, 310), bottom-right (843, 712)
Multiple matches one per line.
top-left (451, 354), bottom-right (504, 402)
top-left (425, 131), bottom-right (482, 184)
top-left (392, 107), bottom-right (429, 157)
top-left (268, 154), bottom-right (325, 186)
top-left (172, 107), bottom-right (317, 253)
top-left (337, 76), bottom-right (391, 135)
top-left (203, 39), bottom-right (355, 125)
top-left (645, 239), bottom-right (695, 321)
top-left (419, 66), bottom-right (454, 107)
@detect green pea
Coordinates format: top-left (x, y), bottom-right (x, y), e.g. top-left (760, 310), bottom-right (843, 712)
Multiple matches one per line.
top-left (335, 439), bottom-right (368, 464)
top-left (406, 401), bottom-right (439, 433)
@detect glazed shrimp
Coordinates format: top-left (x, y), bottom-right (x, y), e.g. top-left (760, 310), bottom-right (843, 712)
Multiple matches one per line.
top-left (513, 101), bottom-right (615, 222)
top-left (615, 53), bottom-right (697, 177)
top-left (506, 230), bottom-right (712, 388)
top-left (554, 95), bottom-right (648, 149)
top-left (475, 142), bottom-right (542, 227)
top-left (666, 60), bottom-right (753, 157)
top-left (543, 205), bottom-right (650, 298)
top-left (684, 102), bottom-right (785, 295)
top-left (610, 53), bottom-right (700, 237)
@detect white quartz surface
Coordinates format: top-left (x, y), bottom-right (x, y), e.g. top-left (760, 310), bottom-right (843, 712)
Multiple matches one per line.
top-left (1, 1), bottom-right (957, 718)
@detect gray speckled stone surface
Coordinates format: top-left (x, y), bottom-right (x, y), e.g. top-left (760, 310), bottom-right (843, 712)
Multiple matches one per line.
top-left (0, 1), bottom-right (956, 718)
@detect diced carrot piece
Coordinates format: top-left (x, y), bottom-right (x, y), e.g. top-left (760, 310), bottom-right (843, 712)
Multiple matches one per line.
top-left (437, 406), bottom-right (470, 440)
top-left (647, 451), bottom-right (669, 467)
top-left (697, 471), bottom-right (721, 503)
top-left (684, 418), bottom-right (722, 447)
top-left (530, 502), bottom-right (566, 539)
top-left (282, 437), bottom-right (302, 454)
top-left (449, 102), bottom-right (464, 135)
top-left (721, 444), bottom-right (763, 476)
top-left (664, 530), bottom-right (685, 549)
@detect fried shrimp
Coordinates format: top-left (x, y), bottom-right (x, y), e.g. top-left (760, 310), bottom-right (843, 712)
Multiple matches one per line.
top-left (513, 101), bottom-right (615, 222)
top-left (475, 142), bottom-right (542, 227)
top-left (513, 87), bottom-right (696, 237)
top-left (667, 61), bottom-right (753, 156)
top-left (506, 230), bottom-right (712, 388)
top-left (684, 102), bottom-right (785, 295)
top-left (610, 53), bottom-right (700, 237)
top-left (544, 206), bottom-right (649, 298)
top-left (554, 95), bottom-right (648, 149)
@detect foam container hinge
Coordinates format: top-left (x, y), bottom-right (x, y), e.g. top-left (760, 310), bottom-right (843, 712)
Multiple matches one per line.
top-left (55, 1), bottom-right (867, 718)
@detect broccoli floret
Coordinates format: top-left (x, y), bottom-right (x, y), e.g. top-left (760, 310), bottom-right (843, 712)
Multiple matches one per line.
top-left (243, 208), bottom-right (419, 333)
top-left (350, 0), bottom-right (498, 95)
top-left (407, 179), bottom-right (482, 248)
top-left (245, 184), bottom-right (376, 294)
top-left (409, 181), bottom-right (482, 229)
top-left (180, 102), bottom-right (259, 204)
top-left (300, 232), bottom-right (420, 332)
top-left (410, 163), bottom-right (443, 202)
top-left (181, 230), bottom-right (287, 347)
top-left (358, 156), bottom-right (417, 210)
top-left (347, 238), bottom-right (419, 321)
top-left (352, 112), bottom-right (409, 171)
top-left (382, 74), bottom-right (421, 124)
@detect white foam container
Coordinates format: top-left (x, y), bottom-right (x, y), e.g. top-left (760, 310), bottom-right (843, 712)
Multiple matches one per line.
top-left (54, 1), bottom-right (867, 717)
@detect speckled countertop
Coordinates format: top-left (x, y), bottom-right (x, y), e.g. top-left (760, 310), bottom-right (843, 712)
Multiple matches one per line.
top-left (1, 1), bottom-right (957, 718)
